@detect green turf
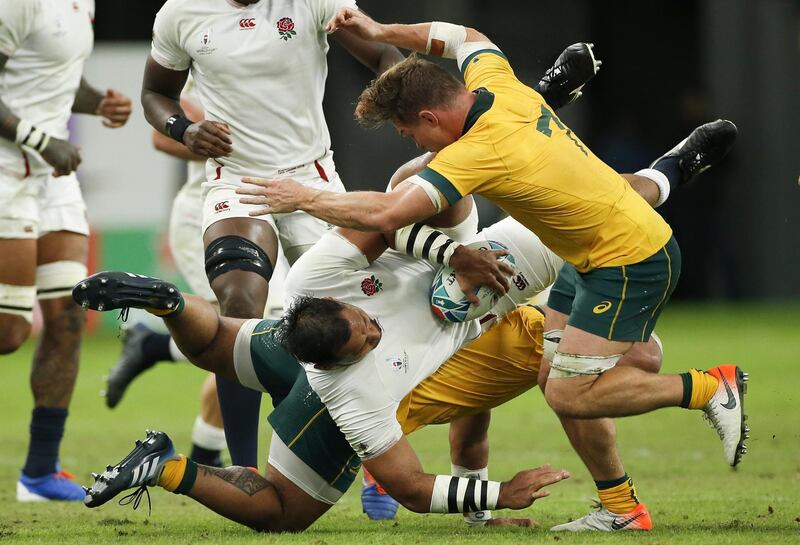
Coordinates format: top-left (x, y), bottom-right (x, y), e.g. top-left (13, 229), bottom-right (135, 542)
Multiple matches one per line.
top-left (1, 304), bottom-right (799, 544)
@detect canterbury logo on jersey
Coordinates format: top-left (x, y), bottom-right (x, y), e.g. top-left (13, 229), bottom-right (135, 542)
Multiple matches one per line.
top-left (214, 201), bottom-right (230, 213)
top-left (239, 18), bottom-right (256, 29)
top-left (593, 301), bottom-right (613, 314)
top-left (130, 456), bottom-right (160, 487)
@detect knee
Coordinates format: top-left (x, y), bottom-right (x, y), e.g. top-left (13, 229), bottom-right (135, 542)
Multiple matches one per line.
top-left (545, 381), bottom-right (586, 418)
top-left (0, 316), bottom-right (31, 354)
top-left (619, 335), bottom-right (663, 374)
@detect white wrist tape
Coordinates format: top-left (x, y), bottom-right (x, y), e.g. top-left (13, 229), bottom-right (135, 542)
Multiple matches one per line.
top-left (427, 22), bottom-right (467, 59)
top-left (635, 168), bottom-right (671, 208)
top-left (452, 465), bottom-right (492, 525)
top-left (430, 474), bottom-right (501, 513)
top-left (395, 223), bottom-right (461, 266)
top-left (15, 119), bottom-right (51, 153)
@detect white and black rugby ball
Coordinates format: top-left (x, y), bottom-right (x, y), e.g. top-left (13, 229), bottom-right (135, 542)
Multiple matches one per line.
top-left (430, 240), bottom-right (516, 323)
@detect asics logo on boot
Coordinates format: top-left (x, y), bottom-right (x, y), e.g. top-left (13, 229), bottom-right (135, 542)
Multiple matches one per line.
top-left (611, 511), bottom-right (645, 530)
top-left (719, 374), bottom-right (737, 409)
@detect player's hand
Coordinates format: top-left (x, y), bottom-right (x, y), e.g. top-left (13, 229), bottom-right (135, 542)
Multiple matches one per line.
top-left (237, 177), bottom-right (317, 216)
top-left (497, 465), bottom-right (570, 510)
top-left (325, 7), bottom-right (384, 41)
top-left (96, 89), bottom-right (132, 128)
top-left (449, 245), bottom-right (514, 305)
top-left (41, 137), bottom-right (82, 177)
top-left (183, 121), bottom-right (233, 158)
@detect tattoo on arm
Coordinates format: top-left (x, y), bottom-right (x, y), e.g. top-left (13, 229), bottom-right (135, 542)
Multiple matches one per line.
top-left (72, 78), bottom-right (104, 115)
top-left (199, 465), bottom-right (270, 496)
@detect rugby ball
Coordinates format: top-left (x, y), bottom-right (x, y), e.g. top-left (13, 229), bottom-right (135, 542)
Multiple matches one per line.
top-left (430, 240), bottom-right (516, 323)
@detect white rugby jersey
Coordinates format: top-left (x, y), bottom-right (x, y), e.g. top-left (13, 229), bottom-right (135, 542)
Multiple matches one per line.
top-left (0, 0), bottom-right (94, 177)
top-left (179, 77), bottom-right (207, 199)
top-left (285, 232), bottom-right (480, 460)
top-left (151, 0), bottom-right (356, 181)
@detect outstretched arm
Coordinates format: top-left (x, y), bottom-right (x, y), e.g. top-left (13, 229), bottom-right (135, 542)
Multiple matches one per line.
top-left (238, 177), bottom-right (440, 232)
top-left (364, 436), bottom-right (569, 514)
top-left (326, 9), bottom-right (488, 58)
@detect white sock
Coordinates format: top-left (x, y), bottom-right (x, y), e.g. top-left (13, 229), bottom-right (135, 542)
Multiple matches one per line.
top-left (452, 464), bottom-right (492, 525)
top-left (168, 337), bottom-right (188, 362)
top-left (191, 416), bottom-right (227, 451)
top-left (635, 168), bottom-right (671, 208)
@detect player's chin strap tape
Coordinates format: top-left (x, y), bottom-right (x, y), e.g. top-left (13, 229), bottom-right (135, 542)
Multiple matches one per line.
top-left (549, 351), bottom-right (622, 378)
top-left (430, 475), bottom-right (501, 514)
top-left (426, 22), bottom-right (467, 59)
top-left (542, 329), bottom-right (563, 363)
top-left (394, 223), bottom-right (461, 267)
top-left (205, 235), bottom-right (273, 284)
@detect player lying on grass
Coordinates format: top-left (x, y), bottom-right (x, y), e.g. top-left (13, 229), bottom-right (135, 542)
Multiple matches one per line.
top-left (238, 9), bottom-right (748, 470)
top-left (75, 162), bottom-right (714, 532)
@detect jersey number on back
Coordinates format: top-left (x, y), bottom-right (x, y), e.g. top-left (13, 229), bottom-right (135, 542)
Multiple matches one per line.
top-left (535, 105), bottom-right (588, 155)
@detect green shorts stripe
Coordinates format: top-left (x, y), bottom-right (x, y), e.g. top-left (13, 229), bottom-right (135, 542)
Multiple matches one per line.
top-left (548, 236), bottom-right (682, 342)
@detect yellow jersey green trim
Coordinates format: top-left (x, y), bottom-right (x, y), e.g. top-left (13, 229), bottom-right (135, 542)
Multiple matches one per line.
top-left (462, 88), bottom-right (495, 135)
top-left (459, 48), bottom-right (507, 74)
top-left (418, 167), bottom-right (463, 206)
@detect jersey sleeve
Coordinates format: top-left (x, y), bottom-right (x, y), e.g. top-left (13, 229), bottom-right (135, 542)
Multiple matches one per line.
top-left (150, 1), bottom-right (192, 71)
top-left (306, 362), bottom-right (403, 460)
top-left (0, 1), bottom-right (37, 57)
top-left (457, 42), bottom-right (517, 92)
top-left (307, 0), bottom-right (358, 30)
top-left (418, 137), bottom-right (504, 203)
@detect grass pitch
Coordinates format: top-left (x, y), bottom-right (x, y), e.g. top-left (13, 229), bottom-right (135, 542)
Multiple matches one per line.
top-left (1, 304), bottom-right (799, 544)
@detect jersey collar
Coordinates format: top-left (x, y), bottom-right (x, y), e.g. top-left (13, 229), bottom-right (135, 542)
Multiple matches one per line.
top-left (461, 88), bottom-right (495, 136)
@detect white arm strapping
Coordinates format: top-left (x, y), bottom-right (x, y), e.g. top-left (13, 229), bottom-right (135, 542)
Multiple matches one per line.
top-left (430, 475), bottom-right (501, 513)
top-left (405, 175), bottom-right (445, 213)
top-left (394, 223), bottom-right (461, 267)
top-left (426, 22), bottom-right (467, 59)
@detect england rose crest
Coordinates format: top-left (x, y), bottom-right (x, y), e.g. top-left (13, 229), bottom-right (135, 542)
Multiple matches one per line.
top-left (277, 17), bottom-right (296, 40)
top-left (361, 275), bottom-right (383, 296)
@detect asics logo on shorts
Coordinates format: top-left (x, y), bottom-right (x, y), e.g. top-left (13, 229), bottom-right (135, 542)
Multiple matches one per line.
top-left (129, 456), bottom-right (160, 487)
top-left (593, 301), bottom-right (613, 314)
top-left (239, 18), bottom-right (256, 29)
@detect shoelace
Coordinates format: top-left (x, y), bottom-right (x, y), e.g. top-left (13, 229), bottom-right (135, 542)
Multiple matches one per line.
top-left (116, 308), bottom-right (130, 339)
top-left (118, 484), bottom-right (151, 516)
top-left (702, 408), bottom-right (725, 439)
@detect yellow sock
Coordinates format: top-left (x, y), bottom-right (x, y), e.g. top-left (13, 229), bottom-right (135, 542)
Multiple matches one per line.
top-left (688, 368), bottom-right (719, 409)
top-left (596, 474), bottom-right (639, 514)
top-left (159, 455), bottom-right (188, 492)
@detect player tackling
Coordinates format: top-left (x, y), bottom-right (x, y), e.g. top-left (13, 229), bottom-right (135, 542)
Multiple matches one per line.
top-left (237, 9), bottom-right (748, 472)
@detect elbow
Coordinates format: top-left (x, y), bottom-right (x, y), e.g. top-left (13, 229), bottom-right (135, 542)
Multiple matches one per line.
top-left (369, 210), bottom-right (407, 233)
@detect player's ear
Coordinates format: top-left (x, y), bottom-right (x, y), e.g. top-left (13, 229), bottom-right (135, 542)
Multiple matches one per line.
top-left (418, 110), bottom-right (439, 127)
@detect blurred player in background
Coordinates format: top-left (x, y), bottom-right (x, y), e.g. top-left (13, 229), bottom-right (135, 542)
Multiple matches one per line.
top-left (140, 0), bottom-right (404, 471)
top-left (0, 0), bottom-right (132, 501)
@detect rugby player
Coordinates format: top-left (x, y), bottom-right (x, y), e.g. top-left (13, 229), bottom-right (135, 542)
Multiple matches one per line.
top-left (238, 10), bottom-right (747, 477)
top-left (74, 158), bottom-right (677, 530)
top-left (0, 0), bottom-right (132, 501)
top-left (140, 0), bottom-right (405, 470)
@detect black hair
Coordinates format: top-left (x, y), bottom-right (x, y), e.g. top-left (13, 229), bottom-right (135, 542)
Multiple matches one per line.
top-left (278, 296), bottom-right (352, 369)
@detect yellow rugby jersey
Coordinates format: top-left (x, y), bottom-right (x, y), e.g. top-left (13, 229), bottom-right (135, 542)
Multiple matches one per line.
top-left (419, 48), bottom-right (672, 272)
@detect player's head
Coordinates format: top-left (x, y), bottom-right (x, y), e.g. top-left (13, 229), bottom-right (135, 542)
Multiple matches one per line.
top-left (356, 54), bottom-right (466, 152)
top-left (280, 296), bottom-right (382, 370)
